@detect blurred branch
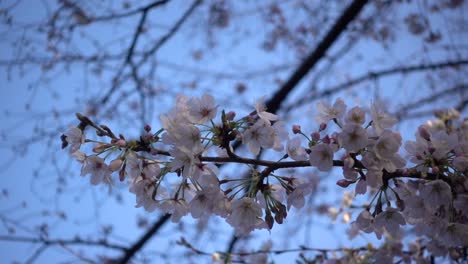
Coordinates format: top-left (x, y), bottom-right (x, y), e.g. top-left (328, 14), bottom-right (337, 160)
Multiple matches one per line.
top-left (178, 236), bottom-right (368, 259)
top-left (117, 213), bottom-right (171, 264)
top-left (265, 0), bottom-right (369, 114)
top-left (289, 59), bottom-right (468, 111)
top-left (92, 1), bottom-right (170, 23)
top-left (136, 0), bottom-right (203, 67)
top-left (100, 0), bottom-right (202, 107)
top-left (395, 83), bottom-right (467, 120)
top-left (0, 235), bottom-right (128, 251)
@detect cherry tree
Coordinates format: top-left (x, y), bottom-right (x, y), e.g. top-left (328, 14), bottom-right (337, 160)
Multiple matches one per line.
top-left (0, 0), bottom-right (467, 263)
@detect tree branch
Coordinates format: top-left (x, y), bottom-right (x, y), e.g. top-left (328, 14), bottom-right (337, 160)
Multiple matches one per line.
top-left (394, 83), bottom-right (467, 120)
top-left (0, 235), bottom-right (128, 251)
top-left (92, 1), bottom-right (170, 23)
top-left (265, 0), bottom-right (369, 114)
top-left (136, 0), bottom-right (203, 67)
top-left (289, 59), bottom-right (468, 111)
top-left (117, 213), bottom-right (171, 264)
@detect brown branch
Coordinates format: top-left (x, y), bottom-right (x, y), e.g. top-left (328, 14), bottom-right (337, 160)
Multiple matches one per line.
top-left (0, 235), bottom-right (128, 251)
top-left (265, 0), bottom-right (369, 114)
top-left (136, 0), bottom-right (203, 67)
top-left (394, 83), bottom-right (467, 120)
top-left (178, 237), bottom-right (369, 258)
top-left (91, 1), bottom-right (170, 23)
top-left (117, 213), bottom-right (171, 264)
top-left (99, 0), bottom-right (201, 108)
top-left (290, 59), bottom-right (468, 111)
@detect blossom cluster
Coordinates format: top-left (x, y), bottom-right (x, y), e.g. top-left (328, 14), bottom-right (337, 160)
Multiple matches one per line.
top-left (63, 94), bottom-right (468, 262)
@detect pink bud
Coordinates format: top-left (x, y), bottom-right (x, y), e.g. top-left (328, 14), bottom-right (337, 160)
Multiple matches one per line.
top-left (331, 132), bottom-right (339, 141)
top-left (319, 123), bottom-right (327, 131)
top-left (418, 125), bottom-right (431, 141)
top-left (344, 157), bottom-right (354, 168)
top-left (311, 131), bottom-right (320, 141)
top-left (93, 143), bottom-right (109, 153)
top-left (432, 166), bottom-right (440, 174)
top-left (337, 179), bottom-right (351, 188)
top-left (116, 139), bottom-right (127, 147)
top-left (144, 124), bottom-right (152, 132)
top-left (292, 125), bottom-right (301, 134)
top-left (322, 135), bottom-right (331, 144)
top-left (226, 111), bottom-right (236, 121)
top-left (109, 159), bottom-right (123, 171)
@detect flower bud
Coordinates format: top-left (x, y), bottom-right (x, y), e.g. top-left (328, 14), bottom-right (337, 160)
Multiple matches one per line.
top-left (331, 132), bottom-right (339, 142)
top-left (322, 135), bottom-right (331, 144)
top-left (109, 159), bottom-right (123, 171)
top-left (226, 111), bottom-right (236, 121)
top-left (93, 143), bottom-right (109, 153)
top-left (311, 131), bottom-right (320, 141)
top-left (337, 179), bottom-right (351, 188)
top-left (292, 125), bottom-right (301, 134)
top-left (344, 156), bottom-right (354, 168)
top-left (319, 123), bottom-right (327, 131)
top-left (418, 125), bottom-right (431, 141)
top-left (432, 166), bottom-right (440, 174)
top-left (144, 124), bottom-right (152, 132)
top-left (116, 139), bottom-right (127, 147)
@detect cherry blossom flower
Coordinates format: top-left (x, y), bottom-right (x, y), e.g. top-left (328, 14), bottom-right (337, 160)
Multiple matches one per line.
top-left (256, 184), bottom-right (284, 209)
top-left (374, 131), bottom-right (402, 160)
top-left (365, 170), bottom-right (382, 188)
top-left (286, 137), bottom-right (307, 161)
top-left (309, 143), bottom-right (335, 171)
top-left (414, 215), bottom-right (448, 238)
top-left (64, 127), bottom-right (84, 154)
top-left (426, 240), bottom-right (448, 257)
top-left (160, 199), bottom-right (189, 223)
top-left (355, 178), bottom-right (367, 194)
top-left (315, 98), bottom-right (346, 123)
top-left (339, 124), bottom-right (368, 153)
top-left (80, 155), bottom-right (112, 185)
top-left (402, 195), bottom-right (426, 219)
top-left (142, 163), bottom-right (161, 179)
top-left (419, 180), bottom-right (452, 210)
top-left (187, 94), bottom-right (218, 124)
top-left (169, 147), bottom-right (202, 180)
top-left (439, 223), bottom-right (468, 247)
top-left (129, 178), bottom-right (167, 212)
top-left (370, 102), bottom-right (397, 134)
top-left (243, 119), bottom-right (275, 155)
top-left (271, 121), bottom-right (288, 152)
top-left (125, 151), bottom-right (142, 180)
top-left (227, 197), bottom-right (266, 236)
top-left (453, 194), bottom-right (468, 215)
top-left (255, 96), bottom-right (277, 123)
top-left (189, 187), bottom-right (228, 218)
top-left (287, 176), bottom-right (317, 210)
top-left (162, 122), bottom-right (202, 153)
top-left (362, 148), bottom-right (405, 174)
top-left (355, 210), bottom-right (374, 233)
top-left (342, 166), bottom-right (358, 181)
top-left (194, 163), bottom-right (220, 189)
top-left (344, 106), bottom-right (366, 125)
top-left (453, 156), bottom-right (468, 172)
top-left (374, 208), bottom-right (406, 236)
